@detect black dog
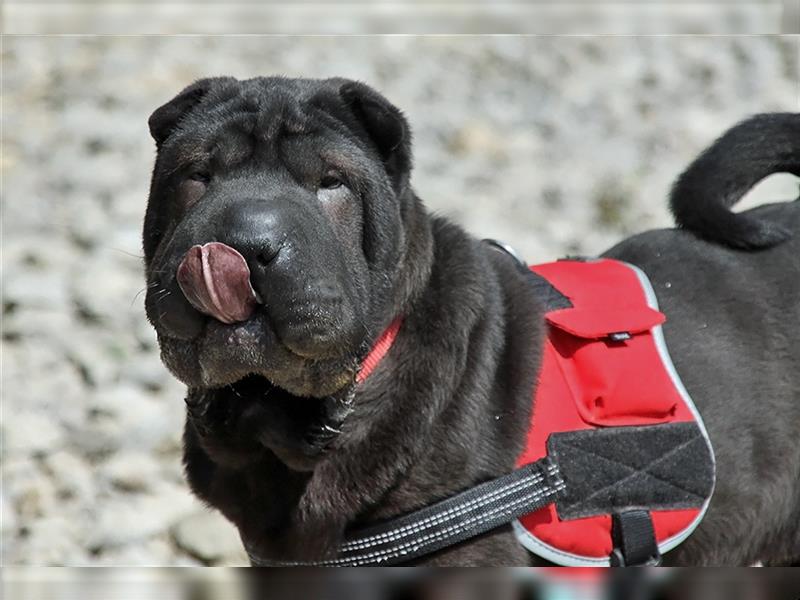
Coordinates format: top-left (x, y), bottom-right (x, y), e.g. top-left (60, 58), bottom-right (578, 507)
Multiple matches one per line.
top-left (142, 76), bottom-right (800, 566)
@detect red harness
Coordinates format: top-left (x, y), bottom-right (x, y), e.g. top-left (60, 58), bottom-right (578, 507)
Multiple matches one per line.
top-left (513, 258), bottom-right (714, 565)
top-left (340, 256), bottom-right (715, 567)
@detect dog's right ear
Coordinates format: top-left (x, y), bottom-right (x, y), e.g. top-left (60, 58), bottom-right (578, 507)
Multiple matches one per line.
top-left (148, 77), bottom-right (234, 147)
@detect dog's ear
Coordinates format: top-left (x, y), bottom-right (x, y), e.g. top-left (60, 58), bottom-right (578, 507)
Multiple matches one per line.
top-left (148, 77), bottom-right (235, 147)
top-left (338, 81), bottom-right (412, 187)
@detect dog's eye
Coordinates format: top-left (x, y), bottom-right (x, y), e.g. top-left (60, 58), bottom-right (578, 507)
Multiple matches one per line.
top-left (189, 172), bottom-right (211, 184)
top-left (179, 174), bottom-right (209, 209)
top-left (319, 174), bottom-right (343, 190)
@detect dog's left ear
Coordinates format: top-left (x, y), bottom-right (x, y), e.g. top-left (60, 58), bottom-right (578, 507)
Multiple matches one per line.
top-left (339, 81), bottom-right (413, 187)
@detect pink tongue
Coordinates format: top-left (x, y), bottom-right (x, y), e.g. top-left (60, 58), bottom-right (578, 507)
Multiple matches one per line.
top-left (176, 242), bottom-right (258, 324)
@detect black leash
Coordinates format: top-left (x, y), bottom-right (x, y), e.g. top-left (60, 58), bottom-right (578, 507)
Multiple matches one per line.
top-left (246, 457), bottom-right (566, 566)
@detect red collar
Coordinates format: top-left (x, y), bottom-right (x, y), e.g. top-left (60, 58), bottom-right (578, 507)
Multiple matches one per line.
top-left (357, 318), bottom-right (402, 384)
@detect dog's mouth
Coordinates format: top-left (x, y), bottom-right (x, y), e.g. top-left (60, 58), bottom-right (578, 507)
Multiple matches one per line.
top-left (223, 372), bottom-right (344, 404)
top-left (223, 373), bottom-right (358, 426)
top-left (226, 372), bottom-right (289, 401)
top-left (155, 308), bottom-right (362, 400)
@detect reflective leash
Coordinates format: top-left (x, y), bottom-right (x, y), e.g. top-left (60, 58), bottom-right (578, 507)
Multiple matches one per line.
top-left (247, 458), bottom-right (566, 567)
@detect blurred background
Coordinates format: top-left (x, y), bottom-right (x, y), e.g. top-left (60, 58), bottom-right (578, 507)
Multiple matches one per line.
top-left (2, 32), bottom-right (799, 567)
top-left (4, 566), bottom-right (800, 599)
top-left (4, 0), bottom-right (800, 34)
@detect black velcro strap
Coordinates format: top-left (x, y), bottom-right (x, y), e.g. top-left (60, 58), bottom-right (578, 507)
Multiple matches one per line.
top-left (611, 510), bottom-right (661, 566)
top-left (247, 457), bottom-right (566, 567)
top-left (547, 422), bottom-right (715, 521)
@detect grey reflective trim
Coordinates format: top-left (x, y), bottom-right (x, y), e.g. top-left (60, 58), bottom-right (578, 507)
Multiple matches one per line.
top-left (512, 519), bottom-right (611, 566)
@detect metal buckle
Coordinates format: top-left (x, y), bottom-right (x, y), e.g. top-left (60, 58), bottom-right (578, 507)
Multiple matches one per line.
top-left (607, 331), bottom-right (632, 342)
top-left (610, 547), bottom-right (663, 567)
top-left (482, 238), bottom-right (527, 269)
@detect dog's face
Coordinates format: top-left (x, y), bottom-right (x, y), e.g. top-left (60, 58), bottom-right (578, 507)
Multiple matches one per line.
top-left (143, 77), bottom-right (414, 401)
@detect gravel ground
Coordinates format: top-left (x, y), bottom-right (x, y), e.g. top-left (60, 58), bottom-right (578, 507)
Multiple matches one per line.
top-left (2, 36), bottom-right (798, 566)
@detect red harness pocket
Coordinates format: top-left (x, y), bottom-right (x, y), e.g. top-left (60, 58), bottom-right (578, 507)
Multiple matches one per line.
top-left (546, 307), bottom-right (665, 339)
top-left (546, 307), bottom-right (676, 426)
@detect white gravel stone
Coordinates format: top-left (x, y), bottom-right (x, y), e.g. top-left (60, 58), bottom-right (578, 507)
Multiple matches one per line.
top-left (11, 516), bottom-right (85, 566)
top-left (70, 252), bottom-right (142, 323)
top-left (3, 270), bottom-right (70, 311)
top-left (91, 536), bottom-right (188, 566)
top-left (3, 459), bottom-right (59, 522)
top-left (42, 450), bottom-right (96, 503)
top-left (100, 451), bottom-right (164, 493)
top-left (2, 412), bottom-right (66, 457)
top-left (2, 307), bottom-right (75, 343)
top-left (88, 483), bottom-right (198, 550)
top-left (172, 510), bottom-right (248, 565)
top-left (74, 384), bottom-right (183, 456)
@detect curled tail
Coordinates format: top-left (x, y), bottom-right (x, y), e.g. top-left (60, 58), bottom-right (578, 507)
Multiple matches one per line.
top-left (670, 113), bottom-right (800, 249)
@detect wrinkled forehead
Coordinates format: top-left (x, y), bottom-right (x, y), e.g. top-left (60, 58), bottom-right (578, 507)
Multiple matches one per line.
top-left (170, 79), bottom-right (364, 170)
top-left (176, 84), bottom-right (307, 151)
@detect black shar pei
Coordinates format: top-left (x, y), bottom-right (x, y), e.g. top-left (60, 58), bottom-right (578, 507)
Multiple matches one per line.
top-left (142, 76), bottom-right (799, 566)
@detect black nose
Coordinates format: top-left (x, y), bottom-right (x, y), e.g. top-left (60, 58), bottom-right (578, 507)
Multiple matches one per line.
top-left (217, 198), bottom-right (286, 288)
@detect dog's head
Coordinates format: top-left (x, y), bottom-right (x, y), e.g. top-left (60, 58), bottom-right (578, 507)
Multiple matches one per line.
top-left (143, 77), bottom-right (422, 403)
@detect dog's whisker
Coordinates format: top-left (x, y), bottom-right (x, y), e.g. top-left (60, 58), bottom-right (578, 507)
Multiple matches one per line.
top-left (130, 287), bottom-right (148, 306)
top-left (107, 247), bottom-right (145, 260)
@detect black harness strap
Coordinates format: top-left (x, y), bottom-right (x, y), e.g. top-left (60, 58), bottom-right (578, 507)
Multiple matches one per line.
top-left (246, 457), bottom-right (566, 567)
top-left (610, 510), bottom-right (662, 567)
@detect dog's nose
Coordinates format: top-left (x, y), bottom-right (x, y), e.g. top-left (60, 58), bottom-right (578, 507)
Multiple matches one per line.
top-left (214, 197), bottom-right (289, 293)
top-left (176, 242), bottom-right (258, 324)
